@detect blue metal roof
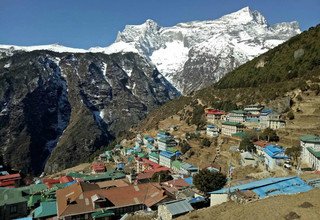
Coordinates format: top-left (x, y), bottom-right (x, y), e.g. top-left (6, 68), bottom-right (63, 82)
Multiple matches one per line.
top-left (160, 151), bottom-right (176, 158)
top-left (188, 196), bottom-right (206, 204)
top-left (264, 145), bottom-right (288, 159)
top-left (261, 109), bottom-right (273, 115)
top-left (209, 176), bottom-right (312, 198)
top-left (184, 177), bottom-right (193, 185)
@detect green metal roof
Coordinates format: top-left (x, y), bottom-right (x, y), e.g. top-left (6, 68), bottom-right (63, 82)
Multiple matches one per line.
top-left (19, 183), bottom-right (47, 195)
top-left (137, 152), bottom-right (147, 158)
top-left (91, 209), bottom-right (115, 219)
top-left (232, 132), bottom-right (248, 139)
top-left (301, 135), bottom-right (320, 144)
top-left (27, 194), bottom-right (42, 207)
top-left (33, 201), bottom-right (57, 218)
top-left (167, 147), bottom-right (179, 153)
top-left (307, 147), bottom-right (320, 159)
top-left (149, 152), bottom-right (159, 158)
top-left (67, 172), bottom-right (87, 178)
top-left (231, 110), bottom-right (246, 114)
top-left (222, 121), bottom-right (244, 127)
top-left (172, 160), bottom-right (182, 169)
top-left (0, 188), bottom-right (28, 206)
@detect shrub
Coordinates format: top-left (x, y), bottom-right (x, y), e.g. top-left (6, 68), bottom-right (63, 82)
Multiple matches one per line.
top-left (287, 111), bottom-right (295, 120)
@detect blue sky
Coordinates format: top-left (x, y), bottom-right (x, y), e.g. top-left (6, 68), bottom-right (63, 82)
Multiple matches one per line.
top-left (0, 0), bottom-right (319, 48)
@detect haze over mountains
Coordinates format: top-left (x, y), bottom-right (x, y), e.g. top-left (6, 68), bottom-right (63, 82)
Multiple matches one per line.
top-left (0, 7), bottom-right (302, 174)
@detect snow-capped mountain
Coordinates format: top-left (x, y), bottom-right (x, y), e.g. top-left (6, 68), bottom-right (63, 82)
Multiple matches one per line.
top-left (98, 7), bottom-right (301, 93)
top-left (0, 7), bottom-right (300, 94)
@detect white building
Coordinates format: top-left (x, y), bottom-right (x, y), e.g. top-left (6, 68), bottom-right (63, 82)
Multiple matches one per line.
top-left (221, 121), bottom-right (245, 136)
top-left (206, 125), bottom-right (219, 137)
top-left (244, 105), bottom-right (264, 115)
top-left (228, 110), bottom-right (246, 123)
top-left (159, 151), bottom-right (176, 168)
top-left (300, 135), bottom-right (320, 170)
top-left (263, 145), bottom-right (289, 170)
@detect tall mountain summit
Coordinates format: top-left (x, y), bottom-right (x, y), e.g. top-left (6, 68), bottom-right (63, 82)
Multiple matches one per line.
top-left (94, 6), bottom-right (300, 93)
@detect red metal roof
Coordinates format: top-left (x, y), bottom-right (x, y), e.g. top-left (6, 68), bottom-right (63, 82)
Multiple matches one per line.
top-left (254, 140), bottom-right (271, 148)
top-left (141, 158), bottom-right (161, 169)
top-left (42, 178), bottom-right (60, 184)
top-left (162, 178), bottom-right (190, 189)
top-left (0, 173), bottom-right (21, 181)
top-left (59, 176), bottom-right (74, 183)
top-left (0, 180), bottom-right (16, 187)
top-left (144, 166), bottom-right (170, 173)
top-left (92, 162), bottom-right (106, 172)
top-left (205, 109), bottom-right (226, 115)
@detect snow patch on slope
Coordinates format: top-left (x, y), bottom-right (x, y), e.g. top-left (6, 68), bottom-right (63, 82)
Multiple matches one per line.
top-left (150, 41), bottom-right (189, 83)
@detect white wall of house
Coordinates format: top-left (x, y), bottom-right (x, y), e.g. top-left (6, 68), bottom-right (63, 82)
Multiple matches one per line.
top-left (221, 125), bottom-right (243, 136)
top-left (210, 194), bottom-right (228, 206)
top-left (229, 115), bottom-right (245, 123)
top-left (159, 156), bottom-right (172, 168)
top-left (301, 140), bottom-right (320, 170)
top-left (158, 142), bottom-right (168, 151)
top-left (158, 204), bottom-right (173, 220)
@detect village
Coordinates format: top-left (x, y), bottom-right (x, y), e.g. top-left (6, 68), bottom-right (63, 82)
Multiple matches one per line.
top-left (1, 104), bottom-right (320, 220)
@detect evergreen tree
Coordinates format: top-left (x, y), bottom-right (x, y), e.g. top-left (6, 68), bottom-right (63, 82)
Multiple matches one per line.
top-left (193, 169), bottom-right (227, 194)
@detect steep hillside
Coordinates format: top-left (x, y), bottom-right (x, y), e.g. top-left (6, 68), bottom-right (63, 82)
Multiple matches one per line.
top-left (136, 24), bottom-right (320, 133)
top-left (0, 51), bottom-right (178, 174)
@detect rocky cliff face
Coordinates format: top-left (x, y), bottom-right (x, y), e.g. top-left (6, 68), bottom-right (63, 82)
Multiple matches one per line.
top-left (95, 7), bottom-right (300, 94)
top-left (0, 51), bottom-right (178, 174)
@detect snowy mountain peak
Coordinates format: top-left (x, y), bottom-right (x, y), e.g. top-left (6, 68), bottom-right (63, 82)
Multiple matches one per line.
top-left (115, 19), bottom-right (160, 43)
top-left (220, 6), bottom-right (267, 25)
top-left (105, 7), bottom-right (300, 94)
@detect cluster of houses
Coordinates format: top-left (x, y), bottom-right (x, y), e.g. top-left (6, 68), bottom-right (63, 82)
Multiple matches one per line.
top-left (237, 139), bottom-right (290, 171)
top-left (0, 130), bottom-right (205, 220)
top-left (238, 133), bottom-right (320, 173)
top-left (121, 131), bottom-right (199, 179)
top-left (205, 105), bottom-right (286, 138)
top-left (1, 103), bottom-right (319, 219)
top-left (0, 164), bottom-right (201, 220)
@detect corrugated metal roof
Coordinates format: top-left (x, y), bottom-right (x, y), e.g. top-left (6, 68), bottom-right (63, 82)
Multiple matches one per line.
top-left (222, 121), bottom-right (244, 127)
top-left (162, 199), bottom-right (194, 216)
top-left (209, 176), bottom-right (312, 198)
top-left (184, 177), bottom-right (193, 185)
top-left (307, 147), bottom-right (320, 158)
top-left (264, 145), bottom-right (288, 159)
top-left (160, 151), bottom-right (176, 158)
top-left (33, 201), bottom-right (57, 218)
top-left (300, 135), bottom-right (320, 143)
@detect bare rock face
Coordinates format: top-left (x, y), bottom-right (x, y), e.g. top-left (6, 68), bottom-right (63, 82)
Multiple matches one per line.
top-left (0, 51), bottom-right (179, 174)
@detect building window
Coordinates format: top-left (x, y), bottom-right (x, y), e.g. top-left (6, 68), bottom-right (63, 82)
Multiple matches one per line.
top-left (10, 205), bottom-right (17, 214)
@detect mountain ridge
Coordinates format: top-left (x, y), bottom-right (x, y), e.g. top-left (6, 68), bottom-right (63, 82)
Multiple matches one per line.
top-left (0, 7), bottom-right (300, 94)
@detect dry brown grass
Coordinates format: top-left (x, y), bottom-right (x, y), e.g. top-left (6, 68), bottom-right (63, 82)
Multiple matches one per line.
top-left (178, 189), bottom-right (320, 220)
